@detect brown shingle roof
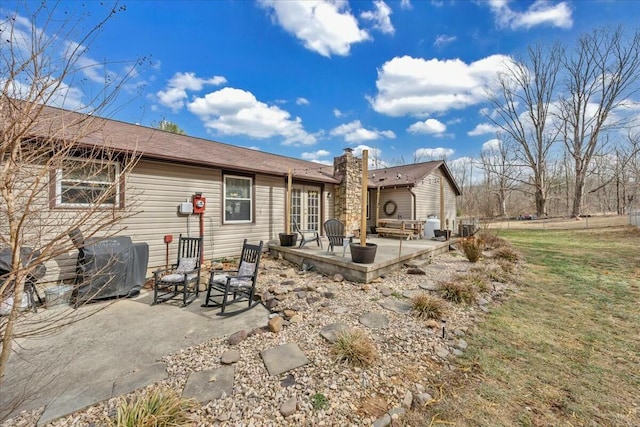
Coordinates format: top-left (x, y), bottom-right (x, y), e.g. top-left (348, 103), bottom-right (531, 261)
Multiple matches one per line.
top-left (31, 105), bottom-right (339, 184)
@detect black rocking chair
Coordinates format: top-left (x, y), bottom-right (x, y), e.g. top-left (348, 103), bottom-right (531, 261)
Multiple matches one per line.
top-left (202, 239), bottom-right (263, 314)
top-left (292, 218), bottom-right (322, 249)
top-left (152, 235), bottom-right (202, 307)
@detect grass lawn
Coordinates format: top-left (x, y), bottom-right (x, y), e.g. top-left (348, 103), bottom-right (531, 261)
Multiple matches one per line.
top-left (423, 225), bottom-right (640, 427)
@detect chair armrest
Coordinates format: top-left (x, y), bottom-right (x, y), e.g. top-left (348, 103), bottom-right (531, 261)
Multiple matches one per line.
top-left (209, 269), bottom-right (239, 280)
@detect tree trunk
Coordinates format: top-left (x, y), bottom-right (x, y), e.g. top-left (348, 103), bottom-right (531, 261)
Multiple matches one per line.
top-left (572, 172), bottom-right (585, 217)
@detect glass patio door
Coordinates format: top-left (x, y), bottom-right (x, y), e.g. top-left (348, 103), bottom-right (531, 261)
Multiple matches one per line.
top-left (291, 186), bottom-right (321, 231)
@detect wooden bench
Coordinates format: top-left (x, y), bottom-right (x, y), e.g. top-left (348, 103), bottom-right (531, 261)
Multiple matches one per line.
top-left (375, 227), bottom-right (415, 240)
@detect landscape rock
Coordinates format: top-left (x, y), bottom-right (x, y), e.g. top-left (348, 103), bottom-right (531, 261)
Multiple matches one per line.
top-left (280, 396), bottom-right (298, 417)
top-left (268, 316), bottom-right (284, 333)
top-left (407, 267), bottom-right (426, 275)
top-left (220, 350), bottom-right (240, 365)
top-left (333, 273), bottom-right (344, 282)
top-left (413, 392), bottom-right (434, 408)
top-left (227, 330), bottom-right (248, 346)
top-left (373, 413), bottom-right (391, 427)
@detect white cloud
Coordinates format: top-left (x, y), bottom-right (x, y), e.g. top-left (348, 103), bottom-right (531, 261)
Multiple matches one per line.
top-left (482, 138), bottom-right (501, 151)
top-left (433, 34), bottom-right (456, 47)
top-left (400, 0), bottom-right (413, 10)
top-left (330, 120), bottom-right (396, 143)
top-left (301, 149), bottom-right (331, 161)
top-left (414, 147), bottom-right (454, 159)
top-left (468, 122), bottom-right (500, 136)
top-left (333, 108), bottom-right (345, 118)
top-left (187, 87), bottom-right (316, 145)
top-left (487, 0), bottom-right (573, 30)
top-left (296, 97), bottom-right (310, 105)
top-left (157, 72), bottom-right (227, 111)
top-left (259, 0), bottom-right (370, 57)
top-left (407, 118), bottom-right (447, 134)
top-left (369, 54), bottom-right (514, 117)
top-left (360, 1), bottom-right (395, 35)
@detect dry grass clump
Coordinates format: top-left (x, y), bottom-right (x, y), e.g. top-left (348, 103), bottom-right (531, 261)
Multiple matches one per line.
top-left (109, 387), bottom-right (195, 427)
top-left (411, 293), bottom-right (447, 320)
top-left (438, 280), bottom-right (477, 304)
top-left (332, 329), bottom-right (378, 367)
top-left (496, 258), bottom-right (516, 274)
top-left (478, 232), bottom-right (508, 250)
top-left (492, 245), bottom-right (521, 263)
top-left (459, 237), bottom-right (483, 262)
top-left (460, 271), bottom-right (492, 292)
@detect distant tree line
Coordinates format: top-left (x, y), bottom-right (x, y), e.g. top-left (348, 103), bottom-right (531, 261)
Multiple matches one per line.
top-left (451, 25), bottom-right (640, 219)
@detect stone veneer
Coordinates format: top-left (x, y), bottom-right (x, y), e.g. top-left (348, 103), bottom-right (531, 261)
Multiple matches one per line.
top-left (333, 148), bottom-right (362, 234)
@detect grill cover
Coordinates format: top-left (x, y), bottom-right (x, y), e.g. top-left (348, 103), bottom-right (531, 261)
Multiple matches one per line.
top-left (76, 236), bottom-right (148, 302)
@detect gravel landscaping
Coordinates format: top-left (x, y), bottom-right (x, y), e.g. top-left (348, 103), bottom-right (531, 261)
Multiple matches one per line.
top-left (2, 248), bottom-right (517, 426)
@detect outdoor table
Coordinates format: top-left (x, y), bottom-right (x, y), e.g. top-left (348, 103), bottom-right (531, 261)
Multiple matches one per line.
top-left (376, 219), bottom-right (425, 239)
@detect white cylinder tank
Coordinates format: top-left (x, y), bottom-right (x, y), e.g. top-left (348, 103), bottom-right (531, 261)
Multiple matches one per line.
top-left (424, 216), bottom-right (439, 239)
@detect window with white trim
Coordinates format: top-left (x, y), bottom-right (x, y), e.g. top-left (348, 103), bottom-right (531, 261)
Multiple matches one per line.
top-left (55, 159), bottom-right (120, 207)
top-left (224, 175), bottom-right (252, 223)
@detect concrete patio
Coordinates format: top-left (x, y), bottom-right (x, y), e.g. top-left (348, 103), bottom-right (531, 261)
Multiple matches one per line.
top-left (269, 234), bottom-right (455, 282)
top-left (0, 290), bottom-right (270, 425)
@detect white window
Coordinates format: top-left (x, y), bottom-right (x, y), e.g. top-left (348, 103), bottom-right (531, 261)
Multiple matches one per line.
top-left (224, 175), bottom-right (252, 223)
top-left (55, 159), bottom-right (120, 207)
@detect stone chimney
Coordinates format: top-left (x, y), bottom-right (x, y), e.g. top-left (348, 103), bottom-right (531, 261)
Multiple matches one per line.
top-left (333, 148), bottom-right (362, 234)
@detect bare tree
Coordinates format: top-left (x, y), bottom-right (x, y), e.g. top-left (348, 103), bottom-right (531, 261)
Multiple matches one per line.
top-left (486, 43), bottom-right (563, 217)
top-left (557, 26), bottom-right (640, 217)
top-left (479, 137), bottom-right (519, 217)
top-left (0, 1), bottom-right (145, 394)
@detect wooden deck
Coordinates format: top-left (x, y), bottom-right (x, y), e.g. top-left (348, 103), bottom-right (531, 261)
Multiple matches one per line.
top-left (269, 235), bottom-right (454, 283)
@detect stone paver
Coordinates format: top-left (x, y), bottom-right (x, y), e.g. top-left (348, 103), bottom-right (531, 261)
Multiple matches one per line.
top-left (319, 322), bottom-right (350, 343)
top-left (112, 362), bottom-right (167, 396)
top-left (359, 312), bottom-right (389, 329)
top-left (260, 343), bottom-right (309, 376)
top-left (418, 282), bottom-right (439, 291)
top-left (379, 297), bottom-right (412, 314)
top-left (182, 365), bottom-right (235, 402)
top-left (38, 380), bottom-right (113, 426)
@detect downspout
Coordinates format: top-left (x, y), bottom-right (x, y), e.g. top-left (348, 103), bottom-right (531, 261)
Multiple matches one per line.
top-left (408, 187), bottom-right (417, 220)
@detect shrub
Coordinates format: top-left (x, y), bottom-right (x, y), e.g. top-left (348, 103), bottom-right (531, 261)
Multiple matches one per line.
top-left (110, 387), bottom-right (195, 427)
top-left (459, 237), bottom-right (483, 262)
top-left (332, 329), bottom-right (378, 368)
top-left (311, 393), bottom-right (330, 410)
top-left (438, 280), bottom-right (477, 304)
top-left (411, 293), bottom-right (447, 320)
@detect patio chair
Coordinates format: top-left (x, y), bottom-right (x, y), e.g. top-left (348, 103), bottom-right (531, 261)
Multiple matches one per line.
top-left (202, 239), bottom-right (263, 314)
top-left (324, 219), bottom-right (352, 257)
top-left (292, 218), bottom-right (322, 249)
top-left (152, 235), bottom-right (202, 307)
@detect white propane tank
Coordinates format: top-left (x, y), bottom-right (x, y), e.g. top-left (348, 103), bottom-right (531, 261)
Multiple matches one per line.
top-left (424, 216), bottom-right (439, 239)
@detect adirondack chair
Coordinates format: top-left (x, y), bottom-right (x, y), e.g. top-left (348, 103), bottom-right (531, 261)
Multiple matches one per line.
top-left (292, 218), bottom-right (322, 249)
top-left (323, 219), bottom-right (352, 257)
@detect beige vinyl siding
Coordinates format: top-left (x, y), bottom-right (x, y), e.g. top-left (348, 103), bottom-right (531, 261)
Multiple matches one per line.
top-left (124, 161), bottom-right (286, 271)
top-left (412, 169), bottom-right (458, 230)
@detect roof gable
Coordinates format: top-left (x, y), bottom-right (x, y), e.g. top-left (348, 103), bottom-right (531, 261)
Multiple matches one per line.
top-left (369, 161), bottom-right (462, 196)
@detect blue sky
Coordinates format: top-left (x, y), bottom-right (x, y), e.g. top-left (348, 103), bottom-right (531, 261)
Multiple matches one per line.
top-left (6, 0), bottom-right (640, 168)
